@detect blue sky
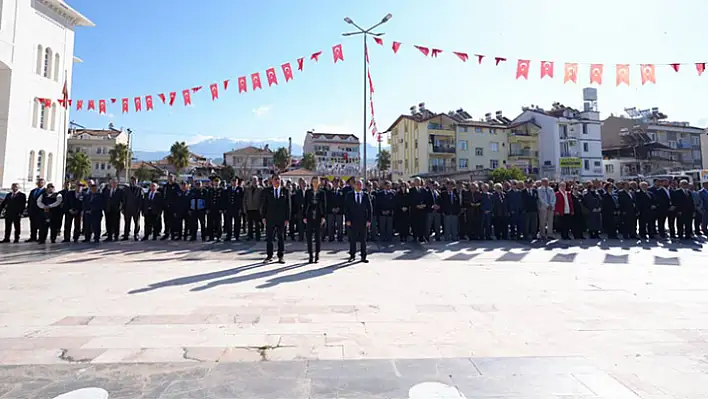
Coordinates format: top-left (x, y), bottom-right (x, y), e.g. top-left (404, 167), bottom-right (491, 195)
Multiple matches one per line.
top-left (67, 0), bottom-right (708, 152)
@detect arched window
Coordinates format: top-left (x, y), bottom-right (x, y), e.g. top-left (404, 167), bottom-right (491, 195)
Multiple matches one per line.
top-left (39, 103), bottom-right (46, 129)
top-left (37, 150), bottom-right (45, 180)
top-left (32, 100), bottom-right (39, 128)
top-left (36, 45), bottom-right (43, 75)
top-left (50, 103), bottom-right (56, 131)
top-left (46, 153), bottom-right (54, 182)
top-left (28, 151), bottom-right (35, 180)
top-left (43, 47), bottom-right (52, 78)
top-left (53, 53), bottom-right (60, 81)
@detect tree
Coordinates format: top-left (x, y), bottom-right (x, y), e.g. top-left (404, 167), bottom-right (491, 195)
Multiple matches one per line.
top-left (220, 164), bottom-right (235, 182)
top-left (489, 167), bottom-right (526, 183)
top-left (376, 149), bottom-right (391, 171)
top-left (300, 153), bottom-right (316, 171)
top-left (273, 147), bottom-right (290, 172)
top-left (108, 143), bottom-right (130, 182)
top-left (66, 151), bottom-right (91, 181)
top-left (167, 141), bottom-right (190, 176)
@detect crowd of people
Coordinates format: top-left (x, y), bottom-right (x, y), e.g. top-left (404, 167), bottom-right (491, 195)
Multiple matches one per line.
top-left (1, 173), bottom-right (707, 262)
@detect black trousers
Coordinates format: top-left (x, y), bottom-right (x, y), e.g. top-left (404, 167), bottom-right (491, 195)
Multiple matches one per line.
top-left (289, 212), bottom-right (304, 240)
top-left (63, 212), bottom-right (82, 241)
top-left (144, 213), bottom-right (162, 239)
top-left (83, 211), bottom-right (102, 242)
top-left (224, 210), bottom-right (241, 239)
top-left (638, 212), bottom-right (653, 238)
top-left (39, 213), bottom-right (62, 243)
top-left (668, 210), bottom-right (677, 237)
top-left (247, 210), bottom-right (261, 240)
top-left (3, 215), bottom-right (21, 241)
top-left (29, 212), bottom-right (40, 240)
top-left (655, 210), bottom-right (668, 237)
top-left (305, 221), bottom-right (322, 255)
top-left (349, 224), bottom-right (367, 259)
top-left (557, 214), bottom-right (571, 238)
top-left (189, 210), bottom-right (207, 240)
top-left (621, 213), bottom-right (637, 238)
top-left (207, 210), bottom-right (223, 239)
top-left (170, 211), bottom-right (186, 238)
top-left (265, 221), bottom-right (285, 258)
top-left (162, 205), bottom-right (171, 235)
top-left (678, 212), bottom-right (693, 238)
top-left (105, 210), bottom-right (120, 239)
top-left (493, 216), bottom-right (508, 239)
top-left (123, 212), bottom-right (141, 238)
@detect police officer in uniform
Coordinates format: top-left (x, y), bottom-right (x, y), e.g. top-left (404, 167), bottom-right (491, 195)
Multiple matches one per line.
top-left (161, 175), bottom-right (180, 240)
top-left (207, 177), bottom-right (224, 241)
top-left (224, 177), bottom-right (244, 241)
top-left (188, 180), bottom-right (208, 241)
top-left (171, 182), bottom-right (191, 240)
top-left (143, 182), bottom-right (163, 241)
top-left (304, 176), bottom-right (326, 263)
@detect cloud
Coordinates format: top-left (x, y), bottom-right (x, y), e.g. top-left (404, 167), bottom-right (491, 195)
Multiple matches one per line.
top-left (186, 135), bottom-right (216, 145)
top-left (252, 105), bottom-right (272, 118)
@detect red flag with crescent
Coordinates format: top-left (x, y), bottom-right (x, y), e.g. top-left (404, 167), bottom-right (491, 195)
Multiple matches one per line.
top-left (640, 64), bottom-right (656, 85)
top-left (134, 97), bottom-right (142, 112)
top-left (251, 73), bottom-right (262, 90)
top-left (332, 44), bottom-right (344, 63)
top-left (223, 79), bottom-right (230, 90)
top-left (158, 93), bottom-right (166, 104)
top-left (616, 64), bottom-right (630, 86)
top-left (540, 61), bottom-right (554, 78)
top-left (210, 83), bottom-right (219, 100)
top-left (282, 63), bottom-right (293, 82)
top-left (392, 41), bottom-right (401, 54)
top-left (238, 76), bottom-right (247, 93)
top-left (76, 100), bottom-right (83, 111)
top-left (98, 100), bottom-right (106, 114)
top-left (88, 100), bottom-right (95, 111)
top-left (453, 52), bottom-right (468, 62)
top-left (182, 89), bottom-right (191, 106)
top-left (564, 63), bottom-right (578, 83)
top-left (516, 59), bottom-right (530, 79)
top-left (145, 95), bottom-right (154, 110)
top-left (266, 68), bottom-right (278, 86)
top-left (697, 63), bottom-right (705, 76)
top-left (590, 64), bottom-right (603, 85)
top-left (121, 98), bottom-right (129, 113)
top-left (168, 92), bottom-right (176, 106)
top-left (297, 57), bottom-right (304, 71)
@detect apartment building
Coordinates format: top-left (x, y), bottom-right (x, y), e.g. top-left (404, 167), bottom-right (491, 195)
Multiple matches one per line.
top-left (223, 145), bottom-right (274, 178)
top-left (602, 107), bottom-right (704, 178)
top-left (302, 132), bottom-right (360, 176)
top-left (512, 88), bottom-right (604, 181)
top-left (67, 125), bottom-right (128, 179)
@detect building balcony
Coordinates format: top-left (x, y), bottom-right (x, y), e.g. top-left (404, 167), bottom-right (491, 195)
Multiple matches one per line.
top-left (560, 150), bottom-right (580, 158)
top-left (430, 145), bottom-right (456, 154)
top-left (509, 149), bottom-right (538, 158)
top-left (428, 165), bottom-right (456, 173)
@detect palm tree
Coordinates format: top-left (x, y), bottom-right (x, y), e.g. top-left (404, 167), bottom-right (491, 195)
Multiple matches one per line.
top-left (300, 153), bottom-right (316, 171)
top-left (273, 147), bottom-right (290, 172)
top-left (376, 149), bottom-right (391, 171)
top-left (67, 151), bottom-right (92, 181)
top-left (108, 143), bottom-right (130, 182)
top-left (167, 141), bottom-right (190, 176)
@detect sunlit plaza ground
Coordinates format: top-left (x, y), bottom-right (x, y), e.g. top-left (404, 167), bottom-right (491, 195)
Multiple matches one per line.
top-left (1, 219), bottom-right (708, 398)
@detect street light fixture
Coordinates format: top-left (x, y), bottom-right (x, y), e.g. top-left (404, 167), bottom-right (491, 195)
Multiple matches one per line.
top-left (342, 13), bottom-right (392, 181)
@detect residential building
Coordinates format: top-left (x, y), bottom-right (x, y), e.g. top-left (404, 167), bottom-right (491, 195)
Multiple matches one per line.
top-left (302, 131), bottom-right (360, 177)
top-left (602, 107), bottom-right (704, 178)
top-left (67, 124), bottom-right (128, 180)
top-left (507, 119), bottom-right (542, 176)
top-left (511, 88), bottom-right (604, 181)
top-left (702, 128), bottom-right (708, 170)
top-left (0, 0), bottom-right (93, 189)
top-left (154, 151), bottom-right (222, 180)
top-left (223, 145), bottom-right (274, 178)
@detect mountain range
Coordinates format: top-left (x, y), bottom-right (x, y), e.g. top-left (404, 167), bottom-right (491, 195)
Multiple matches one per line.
top-left (133, 137), bottom-right (386, 163)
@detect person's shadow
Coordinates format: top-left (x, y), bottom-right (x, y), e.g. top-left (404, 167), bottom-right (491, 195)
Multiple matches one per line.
top-left (256, 260), bottom-right (355, 289)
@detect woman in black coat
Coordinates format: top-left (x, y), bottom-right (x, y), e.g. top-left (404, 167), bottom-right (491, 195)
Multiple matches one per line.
top-left (393, 183), bottom-right (411, 242)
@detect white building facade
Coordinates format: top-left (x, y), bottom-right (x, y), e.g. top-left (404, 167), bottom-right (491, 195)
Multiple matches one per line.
top-left (0, 0), bottom-right (93, 190)
top-left (512, 88), bottom-right (604, 181)
top-left (303, 132), bottom-right (361, 177)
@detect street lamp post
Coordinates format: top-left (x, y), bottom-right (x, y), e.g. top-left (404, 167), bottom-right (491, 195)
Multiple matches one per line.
top-left (342, 13), bottom-right (392, 181)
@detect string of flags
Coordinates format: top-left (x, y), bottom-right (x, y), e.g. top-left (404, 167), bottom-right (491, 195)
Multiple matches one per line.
top-left (36, 44), bottom-right (346, 113)
top-left (371, 37), bottom-right (706, 86)
top-left (365, 46), bottom-right (380, 140)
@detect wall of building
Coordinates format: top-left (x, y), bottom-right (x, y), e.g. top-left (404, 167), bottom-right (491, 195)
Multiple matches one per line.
top-left (456, 126), bottom-right (506, 172)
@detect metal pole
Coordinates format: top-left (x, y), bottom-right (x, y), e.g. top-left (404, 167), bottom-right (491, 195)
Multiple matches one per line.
top-left (126, 130), bottom-right (132, 182)
top-left (363, 34), bottom-right (368, 181)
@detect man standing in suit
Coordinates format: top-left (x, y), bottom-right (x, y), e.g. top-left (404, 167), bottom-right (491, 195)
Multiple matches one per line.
top-left (82, 183), bottom-right (105, 243)
top-left (0, 183), bottom-right (26, 243)
top-left (261, 175), bottom-right (290, 263)
top-left (143, 182), bottom-right (163, 241)
top-left (62, 181), bottom-right (84, 243)
top-left (103, 179), bottom-right (122, 241)
top-left (650, 178), bottom-right (672, 239)
top-left (675, 179), bottom-right (695, 239)
top-left (26, 178), bottom-right (46, 242)
top-left (122, 176), bottom-right (144, 241)
top-left (345, 179), bottom-right (372, 263)
top-left (440, 180), bottom-right (460, 241)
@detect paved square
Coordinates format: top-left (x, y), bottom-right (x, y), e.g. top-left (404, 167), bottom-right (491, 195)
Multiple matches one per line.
top-left (1, 221), bottom-right (708, 397)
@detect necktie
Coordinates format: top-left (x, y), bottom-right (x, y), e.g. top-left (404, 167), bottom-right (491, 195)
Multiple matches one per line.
top-left (357, 193), bottom-right (360, 204)
top-left (150, 192), bottom-right (154, 201)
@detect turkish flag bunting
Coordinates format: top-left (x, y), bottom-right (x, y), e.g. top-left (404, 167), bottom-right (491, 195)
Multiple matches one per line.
top-left (266, 67), bottom-right (278, 86)
top-left (182, 89), bottom-right (192, 106)
top-left (297, 57), bottom-right (304, 71)
top-left (145, 95), bottom-right (154, 110)
top-left (210, 83), bottom-right (218, 100)
top-left (110, 98), bottom-right (117, 104)
top-left (540, 61), bottom-right (554, 78)
top-left (374, 37), bottom-right (383, 45)
top-left (590, 64), bottom-right (603, 85)
top-left (98, 100), bottom-right (106, 114)
top-left (169, 92), bottom-right (176, 106)
top-left (251, 72), bottom-right (262, 90)
top-left (310, 51), bottom-right (322, 61)
top-left (43, 98), bottom-right (52, 107)
top-left (392, 41), bottom-right (401, 54)
top-left (475, 54), bottom-right (484, 64)
top-left (564, 63), bottom-right (578, 83)
top-left (367, 70), bottom-right (374, 94)
top-left (223, 79), bottom-right (230, 90)
top-left (191, 86), bottom-right (202, 93)
top-left (516, 59), bottom-right (530, 79)
top-left (238, 76), bottom-right (248, 93)
top-left (282, 62), bottom-right (294, 82)
top-left (332, 44), bottom-right (344, 63)
top-left (640, 64), bottom-right (656, 85)
top-left (696, 63), bottom-right (705, 76)
top-left (158, 93), bottom-right (166, 104)
top-left (671, 63), bottom-right (680, 72)
top-left (134, 97), bottom-right (142, 112)
top-left (414, 45), bottom-right (429, 56)
top-left (616, 64), bottom-right (630, 86)
top-left (453, 52), bottom-right (469, 62)
top-left (494, 57), bottom-right (506, 66)
top-left (68, 99), bottom-right (72, 107)
top-left (76, 99), bottom-right (83, 110)
top-left (88, 100), bottom-right (95, 111)
top-left (121, 98), bottom-right (129, 113)
top-left (431, 48), bottom-right (442, 57)
top-left (57, 99), bottom-right (65, 107)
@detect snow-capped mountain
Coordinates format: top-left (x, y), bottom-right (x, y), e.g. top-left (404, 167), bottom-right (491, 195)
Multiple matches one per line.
top-left (133, 137), bottom-right (385, 162)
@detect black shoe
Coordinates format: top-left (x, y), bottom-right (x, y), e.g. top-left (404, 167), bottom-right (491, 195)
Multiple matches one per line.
top-left (277, 257), bottom-right (285, 264)
top-left (104, 238), bottom-right (112, 242)
top-left (73, 239), bottom-right (78, 243)
top-left (50, 239), bottom-right (56, 244)
top-left (153, 236), bottom-right (158, 241)
top-left (13, 239), bottom-right (19, 244)
top-left (61, 239), bottom-right (69, 243)
top-left (224, 237), bottom-right (231, 241)
top-left (83, 239), bottom-right (90, 243)
top-left (264, 256), bottom-right (273, 263)
top-left (141, 237), bottom-right (148, 241)
top-left (121, 236), bottom-right (129, 241)
top-left (93, 239), bottom-right (100, 244)
top-left (348, 256), bottom-right (355, 262)
top-left (0, 239), bottom-right (9, 243)
top-left (314, 254), bottom-right (319, 263)
top-left (309, 255), bottom-right (314, 264)
top-left (361, 258), bottom-right (369, 263)
top-left (37, 240), bottom-right (45, 244)
top-left (25, 238), bottom-right (35, 243)
top-left (160, 235), bottom-right (169, 241)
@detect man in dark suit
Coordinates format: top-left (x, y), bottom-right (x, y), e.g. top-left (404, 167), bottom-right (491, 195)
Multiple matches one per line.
top-left (635, 181), bottom-right (656, 239)
top-left (0, 183), bottom-right (26, 243)
top-left (26, 178), bottom-right (46, 242)
top-left (617, 181), bottom-right (638, 239)
top-left (82, 183), bottom-right (105, 243)
top-left (103, 179), bottom-right (123, 241)
top-left (520, 179), bottom-right (538, 240)
top-left (440, 180), bottom-right (460, 241)
top-left (345, 179), bottom-right (372, 263)
top-left (674, 179), bottom-right (695, 239)
top-left (62, 181), bottom-right (84, 243)
top-left (261, 175), bottom-right (290, 263)
top-left (142, 182), bottom-right (163, 241)
top-left (649, 178), bottom-right (672, 239)
top-left (122, 176), bottom-right (144, 241)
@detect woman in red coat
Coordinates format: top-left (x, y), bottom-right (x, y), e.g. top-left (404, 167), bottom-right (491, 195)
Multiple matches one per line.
top-left (554, 182), bottom-right (575, 239)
